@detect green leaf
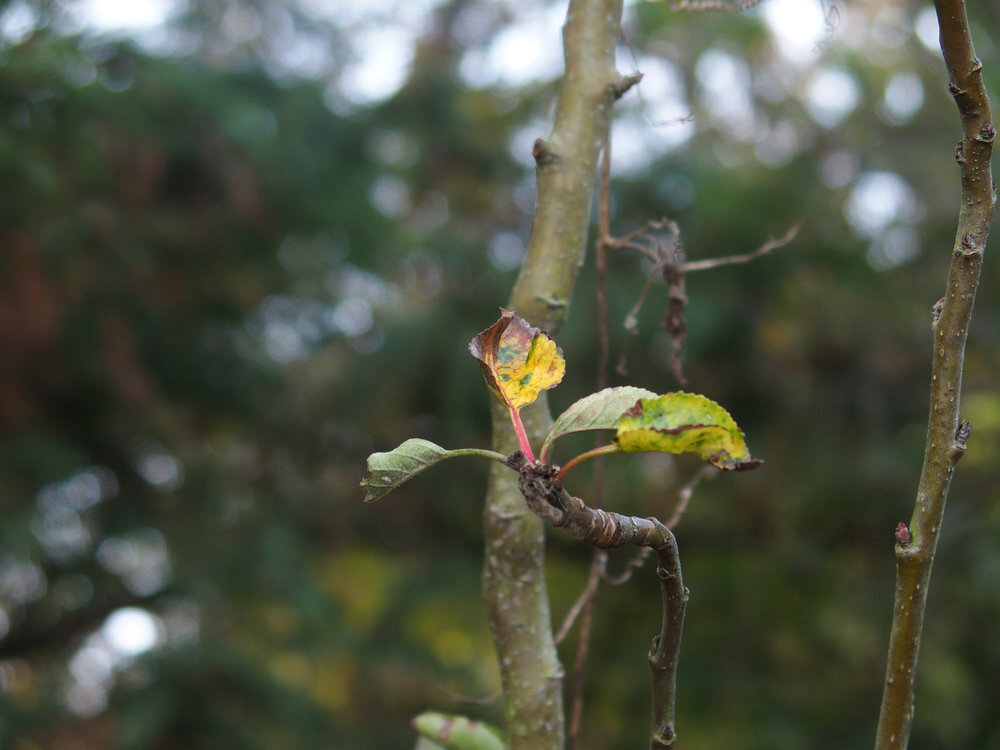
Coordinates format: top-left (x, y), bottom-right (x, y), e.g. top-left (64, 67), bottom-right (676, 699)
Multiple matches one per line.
top-left (468, 309), bottom-right (565, 413)
top-left (540, 386), bottom-right (658, 461)
top-left (613, 392), bottom-right (762, 471)
top-left (412, 712), bottom-right (505, 750)
top-left (361, 439), bottom-right (506, 502)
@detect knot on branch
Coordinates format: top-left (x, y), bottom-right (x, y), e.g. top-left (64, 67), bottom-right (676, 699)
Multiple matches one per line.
top-left (532, 138), bottom-right (557, 166)
top-left (894, 522), bottom-right (912, 548)
top-left (931, 297), bottom-right (945, 325)
top-left (511, 452), bottom-right (568, 524)
top-left (512, 453), bottom-right (676, 551)
top-left (610, 72), bottom-right (644, 100)
top-left (958, 234), bottom-right (981, 257)
top-left (954, 418), bottom-right (972, 454)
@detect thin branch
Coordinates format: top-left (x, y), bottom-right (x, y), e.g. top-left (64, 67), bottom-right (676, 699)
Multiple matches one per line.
top-left (565, 134), bottom-right (615, 750)
top-left (621, 220), bottom-right (682, 331)
top-left (666, 464), bottom-right (717, 529)
top-left (603, 546), bottom-right (654, 585)
top-left (874, 3), bottom-right (994, 749)
top-left (555, 552), bottom-right (607, 646)
top-left (680, 220), bottom-right (802, 273)
top-left (510, 453), bottom-right (687, 750)
top-left (597, 137), bottom-right (613, 395)
top-left (608, 218), bottom-right (799, 382)
top-left (566, 548), bottom-right (606, 750)
top-left (648, 533), bottom-right (686, 750)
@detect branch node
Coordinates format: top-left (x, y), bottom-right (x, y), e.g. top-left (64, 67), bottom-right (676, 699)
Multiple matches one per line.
top-left (894, 522), bottom-right (912, 548)
top-left (976, 121), bottom-right (996, 143)
top-left (957, 237), bottom-right (981, 257)
top-left (971, 56), bottom-right (983, 73)
top-left (931, 297), bottom-right (944, 325)
top-left (948, 81), bottom-right (963, 97)
top-left (954, 140), bottom-right (965, 163)
top-left (955, 418), bottom-right (972, 451)
top-left (532, 138), bottom-right (557, 165)
top-left (611, 72), bottom-right (644, 100)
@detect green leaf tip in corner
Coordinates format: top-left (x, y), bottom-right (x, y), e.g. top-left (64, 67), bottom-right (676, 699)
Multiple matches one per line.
top-left (541, 385), bottom-right (658, 462)
top-left (613, 392), bottom-right (762, 471)
top-left (412, 712), bottom-right (505, 750)
top-left (361, 438), bottom-right (506, 502)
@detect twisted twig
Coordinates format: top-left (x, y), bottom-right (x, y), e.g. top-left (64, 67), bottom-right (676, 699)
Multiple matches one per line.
top-left (509, 453), bottom-right (687, 749)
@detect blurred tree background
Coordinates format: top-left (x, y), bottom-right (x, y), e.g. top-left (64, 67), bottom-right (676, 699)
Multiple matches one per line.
top-left (0, 0), bottom-right (998, 748)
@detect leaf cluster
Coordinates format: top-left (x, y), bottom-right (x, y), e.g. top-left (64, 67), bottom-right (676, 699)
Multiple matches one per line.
top-left (362, 310), bottom-right (758, 503)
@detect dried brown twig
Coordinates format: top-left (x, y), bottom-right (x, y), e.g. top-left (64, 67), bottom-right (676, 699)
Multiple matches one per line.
top-left (609, 218), bottom-right (801, 383)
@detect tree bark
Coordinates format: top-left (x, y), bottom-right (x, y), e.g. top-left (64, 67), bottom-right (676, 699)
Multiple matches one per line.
top-left (481, 1), bottom-right (626, 747)
top-left (874, 2), bottom-right (994, 748)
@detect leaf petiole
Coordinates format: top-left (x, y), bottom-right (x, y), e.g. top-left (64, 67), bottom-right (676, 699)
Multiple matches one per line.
top-left (450, 448), bottom-right (512, 462)
top-left (556, 444), bottom-right (620, 483)
top-left (510, 408), bottom-right (536, 463)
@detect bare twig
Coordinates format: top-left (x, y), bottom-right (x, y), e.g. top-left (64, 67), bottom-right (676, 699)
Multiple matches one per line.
top-left (874, 3), bottom-right (994, 749)
top-left (510, 453), bottom-right (687, 749)
top-left (681, 220), bottom-right (802, 272)
top-left (666, 464), bottom-right (717, 529)
top-left (564, 134), bottom-right (616, 750)
top-left (648, 536), bottom-right (686, 750)
top-left (597, 137), bottom-right (613, 387)
top-left (608, 219), bottom-right (799, 382)
top-left (603, 546), bottom-right (655, 585)
top-left (555, 552), bottom-right (608, 646)
top-left (566, 549), bottom-right (605, 750)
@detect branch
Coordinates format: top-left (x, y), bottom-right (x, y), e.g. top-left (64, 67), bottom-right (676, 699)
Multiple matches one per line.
top-left (680, 220), bottom-right (801, 272)
top-left (510, 453), bottom-right (687, 750)
top-left (874, 3), bottom-right (994, 749)
top-left (665, 464), bottom-right (717, 529)
top-left (482, 1), bottom-right (626, 749)
top-left (610, 219), bottom-right (800, 382)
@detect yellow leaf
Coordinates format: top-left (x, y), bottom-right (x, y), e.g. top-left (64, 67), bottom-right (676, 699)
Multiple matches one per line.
top-left (468, 309), bottom-right (566, 413)
top-left (614, 392), bottom-right (761, 471)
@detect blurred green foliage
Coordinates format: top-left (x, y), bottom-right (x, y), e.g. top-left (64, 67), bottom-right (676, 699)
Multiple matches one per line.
top-left (1, 1), bottom-right (999, 749)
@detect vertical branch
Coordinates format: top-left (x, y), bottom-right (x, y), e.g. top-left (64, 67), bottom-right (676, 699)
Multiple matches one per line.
top-left (482, 1), bottom-right (626, 748)
top-left (874, 3), bottom-right (994, 749)
top-left (567, 136), bottom-right (615, 750)
top-left (649, 535), bottom-right (687, 750)
top-left (566, 549), bottom-right (605, 750)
